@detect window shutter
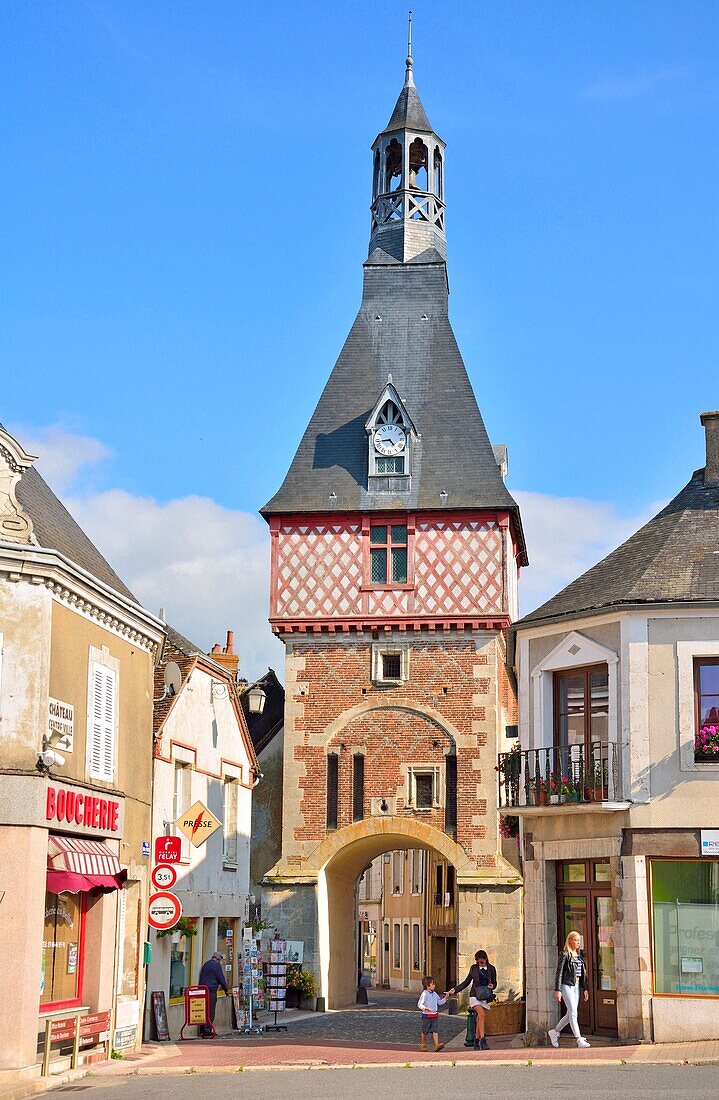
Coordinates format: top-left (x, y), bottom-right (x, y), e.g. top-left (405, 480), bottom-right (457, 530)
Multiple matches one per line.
top-left (444, 754), bottom-right (457, 830)
top-left (90, 663), bottom-right (116, 781)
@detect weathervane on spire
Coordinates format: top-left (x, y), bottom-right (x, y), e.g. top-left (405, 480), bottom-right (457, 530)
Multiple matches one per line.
top-left (405, 10), bottom-right (414, 87)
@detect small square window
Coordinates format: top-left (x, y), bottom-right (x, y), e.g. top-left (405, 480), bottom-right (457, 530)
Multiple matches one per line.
top-left (415, 773), bottom-right (434, 809)
top-left (382, 653), bottom-right (401, 680)
top-left (391, 548), bottom-right (407, 583)
top-left (372, 642), bottom-right (409, 684)
top-left (370, 525), bottom-right (387, 545)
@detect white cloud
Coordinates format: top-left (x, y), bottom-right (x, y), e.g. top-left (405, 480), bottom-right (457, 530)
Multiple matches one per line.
top-left (514, 489), bottom-right (661, 615)
top-left (65, 489), bottom-right (283, 680)
top-left (10, 422), bottom-right (665, 678)
top-left (9, 423), bottom-right (111, 495)
top-left (582, 67), bottom-right (687, 102)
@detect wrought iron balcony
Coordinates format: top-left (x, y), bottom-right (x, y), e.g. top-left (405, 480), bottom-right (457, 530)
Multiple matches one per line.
top-left (497, 741), bottom-right (625, 810)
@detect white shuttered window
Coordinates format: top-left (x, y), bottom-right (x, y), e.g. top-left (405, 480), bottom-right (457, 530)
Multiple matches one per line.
top-left (89, 662), bottom-right (116, 781)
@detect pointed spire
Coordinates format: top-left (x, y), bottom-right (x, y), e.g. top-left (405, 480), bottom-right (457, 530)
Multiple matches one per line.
top-left (405, 10), bottom-right (414, 88)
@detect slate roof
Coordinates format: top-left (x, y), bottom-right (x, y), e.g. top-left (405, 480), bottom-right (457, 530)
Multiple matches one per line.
top-left (262, 254), bottom-right (527, 563)
top-left (384, 78), bottom-right (433, 134)
top-left (517, 468), bottom-right (719, 627)
top-left (15, 464), bottom-right (137, 602)
top-left (239, 669), bottom-right (284, 755)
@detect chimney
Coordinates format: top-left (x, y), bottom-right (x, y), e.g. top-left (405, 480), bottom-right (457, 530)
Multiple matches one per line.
top-left (700, 411), bottom-right (719, 486)
top-left (208, 629), bottom-right (239, 678)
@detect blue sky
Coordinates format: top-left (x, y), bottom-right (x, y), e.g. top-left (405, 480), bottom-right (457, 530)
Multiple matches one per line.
top-left (2, 2), bottom-right (718, 674)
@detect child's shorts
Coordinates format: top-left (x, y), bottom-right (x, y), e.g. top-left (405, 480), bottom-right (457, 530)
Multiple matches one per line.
top-left (421, 1015), bottom-right (439, 1035)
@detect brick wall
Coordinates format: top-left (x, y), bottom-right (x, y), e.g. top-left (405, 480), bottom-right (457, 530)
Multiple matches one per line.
top-left (279, 632), bottom-right (506, 872)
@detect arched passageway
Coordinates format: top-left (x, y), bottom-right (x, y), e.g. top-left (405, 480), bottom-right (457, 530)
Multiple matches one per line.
top-left (312, 817), bottom-right (471, 1008)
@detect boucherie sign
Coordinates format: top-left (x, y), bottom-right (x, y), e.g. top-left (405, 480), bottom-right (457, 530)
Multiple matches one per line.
top-left (45, 779), bottom-right (125, 838)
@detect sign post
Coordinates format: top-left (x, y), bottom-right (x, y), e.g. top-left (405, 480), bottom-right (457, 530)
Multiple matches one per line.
top-left (179, 985), bottom-right (215, 1041)
top-left (148, 891), bottom-right (182, 931)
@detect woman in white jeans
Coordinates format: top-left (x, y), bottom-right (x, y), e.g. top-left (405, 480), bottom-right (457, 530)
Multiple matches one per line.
top-left (548, 931), bottom-right (591, 1048)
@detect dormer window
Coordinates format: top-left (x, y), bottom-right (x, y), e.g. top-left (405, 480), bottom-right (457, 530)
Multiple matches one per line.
top-left (374, 402), bottom-right (407, 474)
top-left (365, 380), bottom-right (417, 488)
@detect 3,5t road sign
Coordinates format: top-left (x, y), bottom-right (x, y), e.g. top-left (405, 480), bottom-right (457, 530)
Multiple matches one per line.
top-left (151, 863), bottom-right (178, 891)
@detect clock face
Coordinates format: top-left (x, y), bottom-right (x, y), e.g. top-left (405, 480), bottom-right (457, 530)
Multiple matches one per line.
top-left (375, 424), bottom-right (406, 456)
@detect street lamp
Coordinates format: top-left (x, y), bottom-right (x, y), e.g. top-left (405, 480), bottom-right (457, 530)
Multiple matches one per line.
top-left (248, 685), bottom-right (266, 714)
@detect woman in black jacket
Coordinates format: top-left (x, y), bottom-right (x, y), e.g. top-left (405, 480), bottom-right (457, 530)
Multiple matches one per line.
top-left (548, 931), bottom-right (591, 1048)
top-left (448, 949), bottom-right (497, 1050)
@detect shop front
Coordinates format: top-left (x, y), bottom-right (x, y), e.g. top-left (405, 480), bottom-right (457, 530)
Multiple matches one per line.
top-left (40, 780), bottom-right (128, 1055)
top-left (0, 774), bottom-right (130, 1075)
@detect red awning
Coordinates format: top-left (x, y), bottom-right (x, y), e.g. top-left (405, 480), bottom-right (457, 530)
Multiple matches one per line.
top-left (47, 836), bottom-right (127, 894)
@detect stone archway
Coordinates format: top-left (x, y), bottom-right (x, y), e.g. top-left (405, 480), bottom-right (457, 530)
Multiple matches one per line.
top-left (311, 817), bottom-right (471, 1009)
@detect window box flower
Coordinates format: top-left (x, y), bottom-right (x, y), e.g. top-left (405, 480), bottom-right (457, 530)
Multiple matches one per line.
top-left (695, 724), bottom-right (719, 762)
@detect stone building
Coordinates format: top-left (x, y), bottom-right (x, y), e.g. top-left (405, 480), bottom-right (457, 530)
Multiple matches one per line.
top-left (505, 412), bottom-right (719, 1043)
top-left (0, 426), bottom-right (164, 1077)
top-left (260, 48), bottom-right (527, 1008)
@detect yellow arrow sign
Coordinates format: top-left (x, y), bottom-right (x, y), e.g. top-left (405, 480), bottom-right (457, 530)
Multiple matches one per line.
top-left (175, 801), bottom-right (222, 847)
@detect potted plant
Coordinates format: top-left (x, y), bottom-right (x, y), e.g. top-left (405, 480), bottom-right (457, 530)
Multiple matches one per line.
top-left (499, 814), bottom-right (519, 839)
top-left (286, 965), bottom-right (317, 1010)
top-left (589, 760), bottom-right (609, 800)
top-left (548, 774), bottom-right (560, 804)
top-left (695, 724), bottom-right (719, 762)
top-left (559, 776), bottom-right (581, 802)
top-left (156, 916), bottom-right (198, 941)
top-left (535, 779), bottom-right (548, 806)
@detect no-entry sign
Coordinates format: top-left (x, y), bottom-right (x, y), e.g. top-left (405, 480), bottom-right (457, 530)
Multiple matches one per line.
top-left (151, 864), bottom-right (178, 891)
top-left (148, 891), bottom-right (182, 930)
top-left (154, 836), bottom-right (182, 863)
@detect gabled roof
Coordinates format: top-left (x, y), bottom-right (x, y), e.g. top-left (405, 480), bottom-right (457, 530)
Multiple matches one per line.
top-left (16, 464), bottom-right (137, 602)
top-left (153, 624), bottom-right (259, 773)
top-left (261, 254), bottom-right (527, 563)
top-left (516, 468), bottom-right (719, 628)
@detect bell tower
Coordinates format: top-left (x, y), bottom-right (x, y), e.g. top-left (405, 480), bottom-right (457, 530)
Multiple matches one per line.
top-left (260, 28), bottom-right (527, 1011)
top-left (370, 18), bottom-right (446, 262)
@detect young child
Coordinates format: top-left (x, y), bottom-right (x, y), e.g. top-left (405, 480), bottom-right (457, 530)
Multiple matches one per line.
top-left (417, 976), bottom-right (447, 1052)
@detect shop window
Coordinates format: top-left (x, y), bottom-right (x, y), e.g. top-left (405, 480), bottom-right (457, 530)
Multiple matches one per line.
top-left (170, 928), bottom-right (195, 1002)
top-left (41, 890), bottom-right (84, 1009)
top-left (223, 778), bottom-right (238, 864)
top-left (88, 661), bottom-right (117, 782)
top-left (217, 918), bottom-right (236, 992)
top-left (393, 922), bottom-right (401, 969)
top-left (117, 881), bottom-right (141, 997)
top-left (694, 658), bottom-right (719, 761)
top-left (650, 860), bottom-right (719, 995)
top-left (412, 923), bottom-right (421, 972)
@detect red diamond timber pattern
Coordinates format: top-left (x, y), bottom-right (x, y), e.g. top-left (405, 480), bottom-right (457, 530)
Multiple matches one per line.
top-left (414, 519), bottom-right (503, 616)
top-left (276, 521), bottom-right (363, 619)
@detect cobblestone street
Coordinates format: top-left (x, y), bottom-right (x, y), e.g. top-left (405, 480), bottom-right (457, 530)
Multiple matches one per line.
top-left (273, 991), bottom-right (467, 1047)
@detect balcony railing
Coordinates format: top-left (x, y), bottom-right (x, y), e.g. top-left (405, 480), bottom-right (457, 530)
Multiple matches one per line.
top-left (497, 741), bottom-right (624, 809)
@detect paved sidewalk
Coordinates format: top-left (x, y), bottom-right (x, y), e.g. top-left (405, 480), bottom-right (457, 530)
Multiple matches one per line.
top-left (85, 1032), bottom-right (719, 1077)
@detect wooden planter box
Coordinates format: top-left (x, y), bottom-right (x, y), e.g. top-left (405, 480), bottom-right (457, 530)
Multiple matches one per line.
top-left (484, 1000), bottom-right (525, 1036)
